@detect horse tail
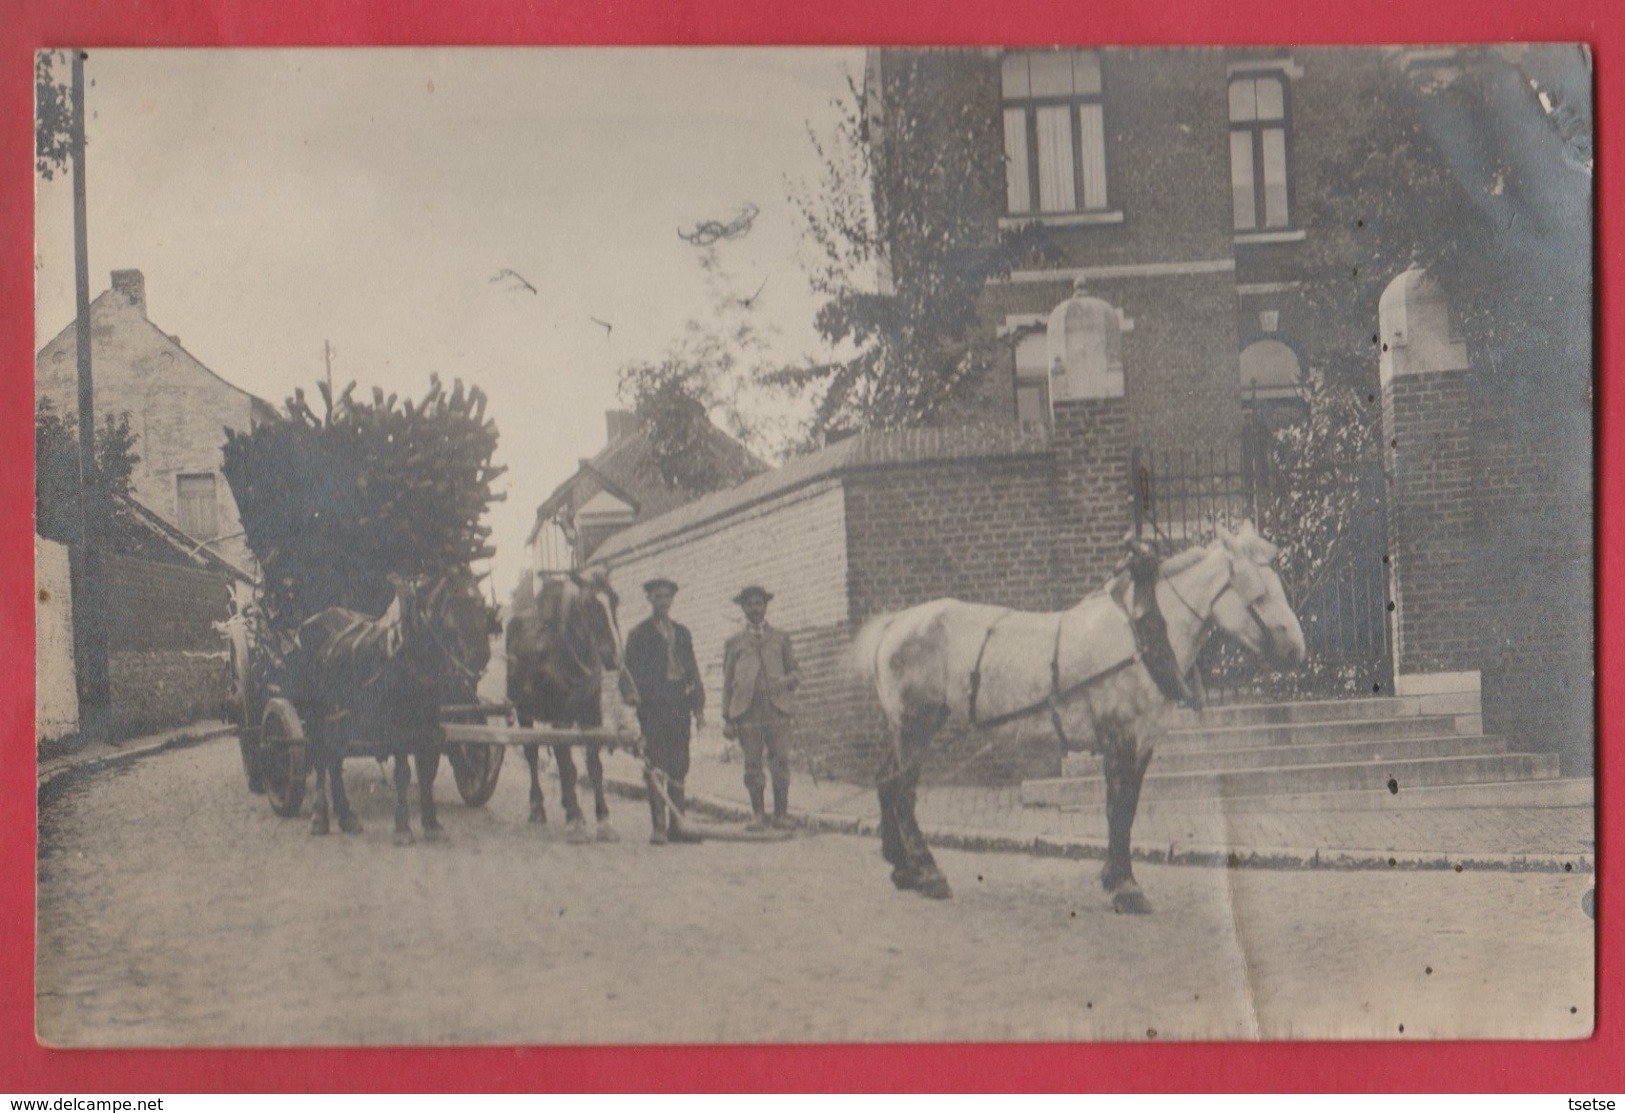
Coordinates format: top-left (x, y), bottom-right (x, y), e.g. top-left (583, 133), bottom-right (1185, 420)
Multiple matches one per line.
top-left (850, 612), bottom-right (898, 690)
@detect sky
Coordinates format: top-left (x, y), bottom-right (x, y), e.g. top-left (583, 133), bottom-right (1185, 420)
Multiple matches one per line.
top-left (34, 47), bottom-right (865, 595)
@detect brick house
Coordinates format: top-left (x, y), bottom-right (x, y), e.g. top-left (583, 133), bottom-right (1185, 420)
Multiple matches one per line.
top-left (588, 47), bottom-right (1590, 778)
top-left (36, 269), bottom-right (275, 575)
top-left (861, 45), bottom-right (1591, 773)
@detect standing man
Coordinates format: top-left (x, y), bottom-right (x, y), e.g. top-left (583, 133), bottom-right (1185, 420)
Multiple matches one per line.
top-left (624, 577), bottom-right (705, 845)
top-left (722, 585), bottom-right (801, 831)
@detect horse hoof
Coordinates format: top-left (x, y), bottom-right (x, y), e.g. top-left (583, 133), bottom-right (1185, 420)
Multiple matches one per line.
top-left (338, 814), bottom-right (363, 835)
top-left (917, 873), bottom-right (953, 901)
top-left (310, 818), bottom-right (330, 837)
top-left (890, 867), bottom-right (919, 892)
top-left (1583, 888), bottom-right (1596, 919)
top-left (1112, 889), bottom-right (1152, 915)
top-left (595, 823), bottom-right (620, 843)
top-left (422, 825), bottom-right (445, 843)
top-left (565, 820), bottom-right (592, 845)
top-left (394, 829), bottom-right (415, 847)
top-left (248, 778), bottom-right (266, 795)
top-left (528, 806), bottom-right (547, 825)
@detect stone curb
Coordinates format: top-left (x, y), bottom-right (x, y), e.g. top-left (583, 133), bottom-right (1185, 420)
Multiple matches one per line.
top-left (602, 773), bottom-right (1593, 876)
top-left (38, 724), bottom-right (237, 794)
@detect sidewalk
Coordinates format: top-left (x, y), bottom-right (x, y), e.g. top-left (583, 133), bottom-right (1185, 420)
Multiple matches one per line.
top-left (601, 727), bottom-right (1595, 874)
top-left (38, 719), bottom-right (236, 792)
top-left (39, 718), bottom-right (1594, 873)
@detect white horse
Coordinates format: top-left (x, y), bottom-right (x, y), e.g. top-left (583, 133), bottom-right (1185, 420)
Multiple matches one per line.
top-left (853, 522), bottom-right (1306, 912)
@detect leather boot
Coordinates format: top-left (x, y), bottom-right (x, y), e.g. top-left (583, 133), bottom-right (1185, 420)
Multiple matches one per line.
top-left (771, 781), bottom-right (793, 829)
top-left (667, 779), bottom-right (704, 843)
top-left (745, 784), bottom-right (769, 832)
top-left (647, 775), bottom-right (668, 845)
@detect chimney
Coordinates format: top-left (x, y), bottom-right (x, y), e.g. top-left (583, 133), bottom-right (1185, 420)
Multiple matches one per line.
top-left (110, 270), bottom-right (146, 315)
top-left (605, 409), bottom-right (638, 444)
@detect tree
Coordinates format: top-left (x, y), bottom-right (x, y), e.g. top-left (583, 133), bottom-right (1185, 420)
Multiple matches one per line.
top-left (617, 246), bottom-right (786, 491)
top-left (35, 50), bottom-right (74, 180)
top-left (35, 397), bottom-right (139, 547)
top-left (220, 375), bottom-right (504, 630)
top-left (1285, 48), bottom-right (1590, 399)
top-left (781, 55), bottom-right (1049, 443)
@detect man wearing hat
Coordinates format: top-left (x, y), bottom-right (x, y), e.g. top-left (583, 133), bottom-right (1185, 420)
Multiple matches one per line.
top-left (722, 585), bottom-right (802, 830)
top-left (625, 577), bottom-right (706, 844)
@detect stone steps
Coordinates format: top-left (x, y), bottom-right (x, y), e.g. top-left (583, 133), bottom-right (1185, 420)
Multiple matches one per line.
top-left (1063, 733), bottom-right (1509, 777)
top-left (1159, 714), bottom-right (1464, 752)
top-left (1021, 687), bottom-right (1567, 809)
top-left (1162, 695), bottom-right (1424, 729)
top-left (1023, 751), bottom-right (1564, 808)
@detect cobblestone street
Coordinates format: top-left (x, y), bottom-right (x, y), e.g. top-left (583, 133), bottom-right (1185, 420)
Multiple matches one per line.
top-left (37, 738), bottom-right (1594, 1047)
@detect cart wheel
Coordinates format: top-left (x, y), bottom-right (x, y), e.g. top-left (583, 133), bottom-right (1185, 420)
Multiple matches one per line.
top-left (260, 701), bottom-right (309, 818)
top-left (448, 741), bottom-right (504, 807)
top-left (238, 734), bottom-right (266, 794)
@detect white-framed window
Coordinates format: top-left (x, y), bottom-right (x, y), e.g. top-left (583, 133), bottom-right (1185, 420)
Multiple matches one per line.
top-left (1001, 51), bottom-right (1109, 216)
top-left (176, 472), bottom-right (219, 541)
top-left (1229, 72), bottom-right (1293, 231)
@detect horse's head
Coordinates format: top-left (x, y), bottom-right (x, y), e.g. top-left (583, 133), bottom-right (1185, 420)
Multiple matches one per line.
top-left (393, 571), bottom-right (493, 688)
top-left (1208, 522), bottom-right (1306, 669)
top-left (431, 572), bottom-right (496, 681)
top-left (565, 566), bottom-right (626, 676)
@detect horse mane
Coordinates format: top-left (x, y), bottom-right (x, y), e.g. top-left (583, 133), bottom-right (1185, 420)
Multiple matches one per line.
top-left (1229, 522), bottom-right (1280, 564)
top-left (1158, 546), bottom-right (1210, 577)
top-left (536, 575), bottom-right (569, 628)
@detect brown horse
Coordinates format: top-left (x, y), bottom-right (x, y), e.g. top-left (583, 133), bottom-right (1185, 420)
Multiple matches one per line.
top-left (297, 572), bottom-right (493, 844)
top-left (853, 523), bottom-right (1305, 912)
top-left (505, 568), bottom-right (637, 842)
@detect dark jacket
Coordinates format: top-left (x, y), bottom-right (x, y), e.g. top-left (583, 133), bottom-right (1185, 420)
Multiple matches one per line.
top-left (625, 615), bottom-right (705, 714)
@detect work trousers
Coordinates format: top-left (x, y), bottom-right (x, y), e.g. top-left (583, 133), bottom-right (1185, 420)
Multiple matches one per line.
top-left (738, 706), bottom-right (793, 796)
top-left (637, 686), bottom-right (693, 784)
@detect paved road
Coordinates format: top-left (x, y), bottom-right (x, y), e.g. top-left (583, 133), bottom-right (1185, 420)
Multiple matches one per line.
top-left (37, 739), bottom-right (1594, 1047)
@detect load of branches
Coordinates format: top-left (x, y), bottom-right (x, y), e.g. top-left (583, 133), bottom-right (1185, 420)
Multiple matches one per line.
top-left (221, 374), bottom-right (504, 634)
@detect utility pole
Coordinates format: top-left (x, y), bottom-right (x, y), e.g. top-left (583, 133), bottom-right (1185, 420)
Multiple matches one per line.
top-left (70, 49), bottom-right (110, 741)
top-left (324, 339), bottom-right (334, 406)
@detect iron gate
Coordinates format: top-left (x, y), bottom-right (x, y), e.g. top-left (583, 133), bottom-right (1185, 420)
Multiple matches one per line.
top-left (1130, 441), bottom-right (1393, 702)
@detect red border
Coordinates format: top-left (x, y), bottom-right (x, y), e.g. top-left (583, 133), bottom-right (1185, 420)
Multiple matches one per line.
top-left (2, 0), bottom-right (1617, 1093)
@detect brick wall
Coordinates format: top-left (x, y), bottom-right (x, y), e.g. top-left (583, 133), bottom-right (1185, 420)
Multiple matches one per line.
top-left (843, 454), bottom-right (1059, 618)
top-left (104, 554), bottom-right (232, 651)
top-left (1471, 413), bottom-right (1593, 773)
top-left (101, 554), bottom-right (232, 735)
top-left (1380, 368), bottom-right (1477, 674)
top-left (1050, 398), bottom-right (1134, 602)
top-left (107, 651), bottom-right (228, 738)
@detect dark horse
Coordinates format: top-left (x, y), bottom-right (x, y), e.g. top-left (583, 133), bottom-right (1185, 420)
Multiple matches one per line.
top-left (297, 571), bottom-right (493, 845)
top-left (505, 568), bottom-right (634, 843)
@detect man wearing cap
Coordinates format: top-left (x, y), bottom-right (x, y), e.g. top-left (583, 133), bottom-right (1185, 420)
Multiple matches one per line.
top-left (624, 577), bottom-right (706, 844)
top-left (722, 585), bottom-right (802, 831)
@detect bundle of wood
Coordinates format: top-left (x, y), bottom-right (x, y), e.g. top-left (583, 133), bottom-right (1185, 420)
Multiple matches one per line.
top-left (221, 375), bottom-right (504, 633)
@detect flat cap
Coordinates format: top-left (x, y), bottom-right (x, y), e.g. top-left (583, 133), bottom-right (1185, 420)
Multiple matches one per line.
top-left (642, 577), bottom-right (679, 595)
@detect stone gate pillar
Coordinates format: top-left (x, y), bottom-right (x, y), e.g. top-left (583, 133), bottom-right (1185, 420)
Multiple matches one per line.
top-left (1377, 268), bottom-right (1482, 724)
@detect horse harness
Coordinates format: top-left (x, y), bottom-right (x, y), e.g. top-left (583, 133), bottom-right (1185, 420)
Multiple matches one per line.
top-left (964, 574), bottom-right (1202, 756)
